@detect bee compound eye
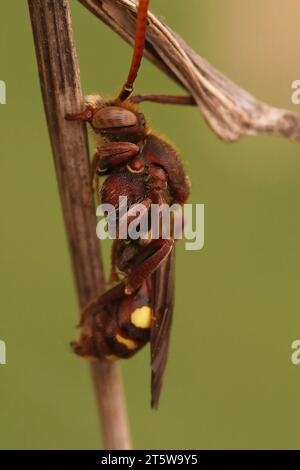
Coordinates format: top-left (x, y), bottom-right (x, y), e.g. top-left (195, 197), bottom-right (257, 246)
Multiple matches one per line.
top-left (91, 107), bottom-right (138, 130)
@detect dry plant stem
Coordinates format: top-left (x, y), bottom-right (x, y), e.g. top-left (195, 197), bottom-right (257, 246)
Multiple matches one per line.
top-left (79, 0), bottom-right (300, 142)
top-left (28, 0), bottom-right (131, 450)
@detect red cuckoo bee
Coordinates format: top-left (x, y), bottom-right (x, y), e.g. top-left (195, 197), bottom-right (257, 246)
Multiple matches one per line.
top-left (67, 0), bottom-right (191, 408)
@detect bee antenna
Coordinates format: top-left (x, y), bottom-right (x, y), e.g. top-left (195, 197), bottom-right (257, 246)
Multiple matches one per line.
top-left (118, 0), bottom-right (150, 102)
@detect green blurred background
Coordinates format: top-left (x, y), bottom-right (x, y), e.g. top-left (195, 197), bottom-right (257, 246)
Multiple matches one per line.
top-left (1, 0), bottom-right (300, 450)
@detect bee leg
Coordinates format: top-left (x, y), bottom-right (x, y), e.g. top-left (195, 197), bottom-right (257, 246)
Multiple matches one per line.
top-left (96, 142), bottom-right (140, 171)
top-left (78, 298), bottom-right (102, 327)
top-left (131, 94), bottom-right (195, 106)
top-left (87, 238), bottom-right (174, 306)
top-left (125, 238), bottom-right (174, 295)
top-left (95, 239), bottom-right (173, 304)
top-left (83, 152), bottom-right (102, 208)
top-left (71, 298), bottom-right (104, 359)
top-left (109, 240), bottom-right (121, 284)
top-left (118, 197), bottom-right (152, 235)
top-left (84, 142), bottom-right (140, 207)
top-left (97, 282), bottom-right (127, 305)
top-left (65, 106), bottom-right (93, 121)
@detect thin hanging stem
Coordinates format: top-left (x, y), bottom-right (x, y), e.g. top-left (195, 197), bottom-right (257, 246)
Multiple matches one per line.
top-left (27, 0), bottom-right (131, 450)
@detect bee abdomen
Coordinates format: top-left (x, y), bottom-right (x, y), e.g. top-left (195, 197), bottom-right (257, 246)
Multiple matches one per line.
top-left (72, 285), bottom-right (152, 360)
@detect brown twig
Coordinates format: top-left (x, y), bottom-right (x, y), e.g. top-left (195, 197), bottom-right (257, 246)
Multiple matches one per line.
top-left (79, 0), bottom-right (300, 143)
top-left (28, 0), bottom-right (131, 450)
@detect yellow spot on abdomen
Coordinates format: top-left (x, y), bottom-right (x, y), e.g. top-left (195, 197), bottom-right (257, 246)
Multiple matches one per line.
top-left (80, 355), bottom-right (98, 362)
top-left (104, 354), bottom-right (119, 361)
top-left (116, 333), bottom-right (138, 350)
top-left (131, 306), bottom-right (152, 329)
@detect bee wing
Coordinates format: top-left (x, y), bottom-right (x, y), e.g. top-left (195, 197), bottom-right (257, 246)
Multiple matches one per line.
top-left (150, 248), bottom-right (175, 408)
